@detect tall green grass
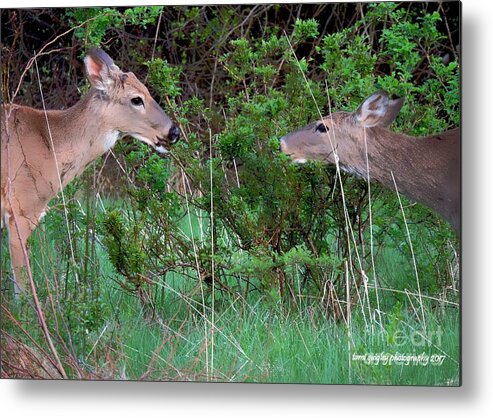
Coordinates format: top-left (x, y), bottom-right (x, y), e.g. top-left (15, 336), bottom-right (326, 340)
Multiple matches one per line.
top-left (1, 199), bottom-right (459, 385)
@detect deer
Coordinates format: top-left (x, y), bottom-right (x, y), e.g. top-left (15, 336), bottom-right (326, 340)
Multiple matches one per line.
top-left (279, 91), bottom-right (460, 233)
top-left (1, 48), bottom-right (181, 297)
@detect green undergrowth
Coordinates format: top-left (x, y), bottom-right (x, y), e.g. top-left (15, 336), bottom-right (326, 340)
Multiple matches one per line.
top-left (1, 205), bottom-right (459, 385)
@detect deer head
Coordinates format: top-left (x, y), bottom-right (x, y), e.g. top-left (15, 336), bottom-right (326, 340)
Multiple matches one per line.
top-left (84, 48), bottom-right (180, 153)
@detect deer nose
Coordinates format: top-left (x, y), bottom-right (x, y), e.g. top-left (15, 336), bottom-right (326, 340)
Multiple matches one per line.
top-left (279, 137), bottom-right (286, 152)
top-left (169, 125), bottom-right (180, 144)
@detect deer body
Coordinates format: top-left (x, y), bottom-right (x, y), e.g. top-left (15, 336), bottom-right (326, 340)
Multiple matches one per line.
top-left (1, 49), bottom-right (180, 296)
top-left (280, 91), bottom-right (460, 233)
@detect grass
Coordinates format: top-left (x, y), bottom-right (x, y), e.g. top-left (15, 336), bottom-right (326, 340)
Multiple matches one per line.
top-left (0, 199), bottom-right (460, 385)
top-left (53, 292), bottom-right (459, 384)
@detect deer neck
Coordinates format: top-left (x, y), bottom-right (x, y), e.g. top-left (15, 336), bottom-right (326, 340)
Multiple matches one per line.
top-left (342, 127), bottom-right (445, 212)
top-left (44, 90), bottom-right (121, 186)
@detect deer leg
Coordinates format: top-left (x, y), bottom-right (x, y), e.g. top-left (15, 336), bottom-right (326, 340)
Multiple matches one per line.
top-left (7, 213), bottom-right (35, 298)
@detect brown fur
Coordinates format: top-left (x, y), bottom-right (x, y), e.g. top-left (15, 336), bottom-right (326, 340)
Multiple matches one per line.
top-left (280, 92), bottom-right (460, 233)
top-left (1, 49), bottom-right (179, 296)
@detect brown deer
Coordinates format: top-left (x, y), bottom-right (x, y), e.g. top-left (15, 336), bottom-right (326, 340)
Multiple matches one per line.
top-left (280, 91), bottom-right (460, 233)
top-left (1, 48), bottom-right (180, 296)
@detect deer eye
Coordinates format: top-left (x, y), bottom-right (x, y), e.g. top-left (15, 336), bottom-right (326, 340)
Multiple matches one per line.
top-left (316, 123), bottom-right (328, 133)
top-left (131, 97), bottom-right (144, 107)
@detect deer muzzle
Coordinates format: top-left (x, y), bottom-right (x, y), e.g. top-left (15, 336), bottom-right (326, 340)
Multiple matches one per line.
top-left (279, 136), bottom-right (307, 164)
top-left (154, 124), bottom-right (180, 154)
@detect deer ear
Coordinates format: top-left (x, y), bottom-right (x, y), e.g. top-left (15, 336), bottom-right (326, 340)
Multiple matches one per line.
top-left (354, 91), bottom-right (403, 128)
top-left (84, 48), bottom-right (119, 92)
top-left (378, 97), bottom-right (404, 127)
